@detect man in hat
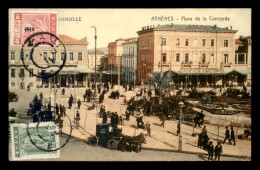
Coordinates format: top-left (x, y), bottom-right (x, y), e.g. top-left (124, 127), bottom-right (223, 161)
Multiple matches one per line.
top-left (214, 141), bottom-right (222, 161)
top-left (223, 126), bottom-right (230, 144)
top-left (230, 126), bottom-right (236, 146)
top-left (208, 141), bottom-right (214, 161)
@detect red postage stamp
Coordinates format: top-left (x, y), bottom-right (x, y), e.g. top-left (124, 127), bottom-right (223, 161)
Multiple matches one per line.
top-left (10, 11), bottom-right (58, 46)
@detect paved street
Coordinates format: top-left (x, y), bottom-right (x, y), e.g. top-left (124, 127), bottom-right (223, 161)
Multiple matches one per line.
top-left (9, 85), bottom-right (251, 161)
top-left (9, 134), bottom-right (250, 161)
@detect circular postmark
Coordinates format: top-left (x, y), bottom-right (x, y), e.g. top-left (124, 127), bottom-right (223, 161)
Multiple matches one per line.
top-left (26, 113), bottom-right (72, 152)
top-left (21, 32), bottom-right (67, 79)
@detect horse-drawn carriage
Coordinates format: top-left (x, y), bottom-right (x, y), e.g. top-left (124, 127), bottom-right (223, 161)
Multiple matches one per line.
top-left (87, 124), bottom-right (146, 152)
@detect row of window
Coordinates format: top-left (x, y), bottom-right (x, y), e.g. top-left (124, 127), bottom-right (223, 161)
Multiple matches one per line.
top-left (10, 68), bottom-right (33, 78)
top-left (159, 53), bottom-right (230, 65)
top-left (10, 51), bottom-right (83, 61)
top-left (123, 46), bottom-right (135, 56)
top-left (124, 59), bottom-right (135, 68)
top-left (10, 82), bottom-right (33, 87)
top-left (140, 38), bottom-right (230, 48)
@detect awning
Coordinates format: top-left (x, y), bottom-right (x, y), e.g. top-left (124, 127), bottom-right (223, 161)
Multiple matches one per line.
top-left (163, 69), bottom-right (180, 75)
top-left (224, 68), bottom-right (251, 75)
top-left (102, 70), bottom-right (119, 75)
top-left (223, 68), bottom-right (234, 74)
top-left (42, 67), bottom-right (95, 74)
top-left (234, 69), bottom-right (251, 75)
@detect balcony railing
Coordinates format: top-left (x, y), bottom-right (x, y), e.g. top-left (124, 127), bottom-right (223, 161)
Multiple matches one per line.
top-left (221, 62), bottom-right (232, 67)
top-left (181, 61), bottom-right (193, 67)
top-left (199, 61), bottom-right (210, 67)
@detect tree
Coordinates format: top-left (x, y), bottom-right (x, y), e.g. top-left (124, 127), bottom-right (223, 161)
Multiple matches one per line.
top-left (148, 71), bottom-right (174, 97)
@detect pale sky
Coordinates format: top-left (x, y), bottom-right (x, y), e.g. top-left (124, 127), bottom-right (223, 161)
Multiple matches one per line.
top-left (9, 8), bottom-right (251, 49)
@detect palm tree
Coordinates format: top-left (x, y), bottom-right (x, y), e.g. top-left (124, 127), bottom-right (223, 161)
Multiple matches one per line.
top-left (148, 71), bottom-right (174, 97)
top-left (148, 71), bottom-right (174, 107)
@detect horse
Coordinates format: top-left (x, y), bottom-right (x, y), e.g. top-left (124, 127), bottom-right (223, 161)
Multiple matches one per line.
top-left (120, 133), bottom-right (146, 152)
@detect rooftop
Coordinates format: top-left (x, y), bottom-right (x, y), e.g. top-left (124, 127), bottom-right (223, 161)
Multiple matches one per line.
top-left (235, 39), bottom-right (243, 44)
top-left (58, 34), bottom-right (89, 45)
top-left (137, 24), bottom-right (238, 34)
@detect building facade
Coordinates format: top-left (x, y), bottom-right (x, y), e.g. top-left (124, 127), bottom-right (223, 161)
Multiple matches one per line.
top-left (88, 50), bottom-right (105, 70)
top-left (9, 34), bottom-right (93, 89)
top-left (107, 39), bottom-right (125, 84)
top-left (122, 37), bottom-right (138, 85)
top-left (137, 24), bottom-right (251, 87)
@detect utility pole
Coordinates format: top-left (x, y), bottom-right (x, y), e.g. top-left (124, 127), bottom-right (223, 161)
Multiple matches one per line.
top-left (160, 37), bottom-right (163, 72)
top-left (91, 26), bottom-right (97, 97)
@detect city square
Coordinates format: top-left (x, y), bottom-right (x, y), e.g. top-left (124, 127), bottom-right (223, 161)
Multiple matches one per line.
top-left (8, 8), bottom-right (251, 162)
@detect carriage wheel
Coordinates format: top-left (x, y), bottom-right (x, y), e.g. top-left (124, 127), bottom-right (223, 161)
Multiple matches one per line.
top-left (88, 135), bottom-right (98, 146)
top-left (108, 139), bottom-right (117, 150)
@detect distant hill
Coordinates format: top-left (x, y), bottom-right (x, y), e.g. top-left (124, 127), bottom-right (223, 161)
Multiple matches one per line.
top-left (88, 47), bottom-right (108, 55)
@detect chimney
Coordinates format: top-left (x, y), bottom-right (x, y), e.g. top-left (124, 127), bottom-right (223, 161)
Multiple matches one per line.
top-left (214, 25), bottom-right (217, 29)
top-left (147, 25), bottom-right (149, 29)
top-left (142, 27), bottom-right (144, 30)
top-left (230, 26), bottom-right (232, 30)
top-left (171, 23), bottom-right (173, 28)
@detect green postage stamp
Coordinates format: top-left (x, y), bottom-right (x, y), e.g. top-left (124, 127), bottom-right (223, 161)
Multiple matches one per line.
top-left (10, 122), bottom-right (60, 160)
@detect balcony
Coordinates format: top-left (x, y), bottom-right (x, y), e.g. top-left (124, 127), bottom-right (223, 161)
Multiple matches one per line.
top-left (199, 61), bottom-right (210, 67)
top-left (181, 61), bottom-right (193, 67)
top-left (221, 62), bottom-right (232, 67)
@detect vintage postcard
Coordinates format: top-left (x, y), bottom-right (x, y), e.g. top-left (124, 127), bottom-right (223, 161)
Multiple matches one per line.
top-left (8, 8), bottom-right (251, 161)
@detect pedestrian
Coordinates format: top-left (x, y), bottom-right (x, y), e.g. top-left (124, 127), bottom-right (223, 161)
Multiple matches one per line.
top-left (48, 102), bottom-right (51, 111)
top-left (75, 110), bottom-right (80, 129)
top-left (201, 125), bottom-right (207, 134)
top-left (62, 88), bottom-right (65, 95)
top-left (99, 105), bottom-right (103, 117)
top-left (9, 108), bottom-right (17, 117)
top-left (98, 86), bottom-right (101, 94)
top-left (214, 141), bottom-right (222, 161)
top-left (230, 126), bottom-right (236, 146)
top-left (102, 112), bottom-right (107, 124)
top-left (39, 92), bottom-right (43, 101)
top-left (223, 126), bottom-right (230, 144)
top-left (68, 94), bottom-right (73, 109)
top-left (160, 114), bottom-right (166, 127)
top-left (56, 103), bottom-right (59, 115)
top-left (59, 104), bottom-right (63, 117)
top-left (63, 105), bottom-right (66, 117)
top-left (208, 141), bottom-right (214, 161)
top-left (77, 99), bottom-right (81, 109)
top-left (125, 110), bottom-right (130, 120)
top-left (27, 84), bottom-right (30, 92)
top-left (146, 123), bottom-right (151, 137)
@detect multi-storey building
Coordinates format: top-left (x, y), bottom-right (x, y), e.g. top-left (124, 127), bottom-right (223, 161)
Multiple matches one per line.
top-left (107, 39), bottom-right (125, 84)
top-left (88, 50), bottom-right (105, 70)
top-left (9, 34), bottom-right (94, 89)
top-left (122, 37), bottom-right (138, 85)
top-left (137, 24), bottom-right (251, 87)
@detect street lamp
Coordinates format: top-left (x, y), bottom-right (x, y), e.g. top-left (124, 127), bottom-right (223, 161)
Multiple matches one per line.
top-left (178, 101), bottom-right (184, 152)
top-left (91, 26), bottom-right (97, 97)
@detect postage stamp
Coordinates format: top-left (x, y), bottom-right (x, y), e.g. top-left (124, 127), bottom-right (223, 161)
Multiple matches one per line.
top-left (10, 11), bottom-right (58, 46)
top-left (10, 122), bottom-right (60, 160)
